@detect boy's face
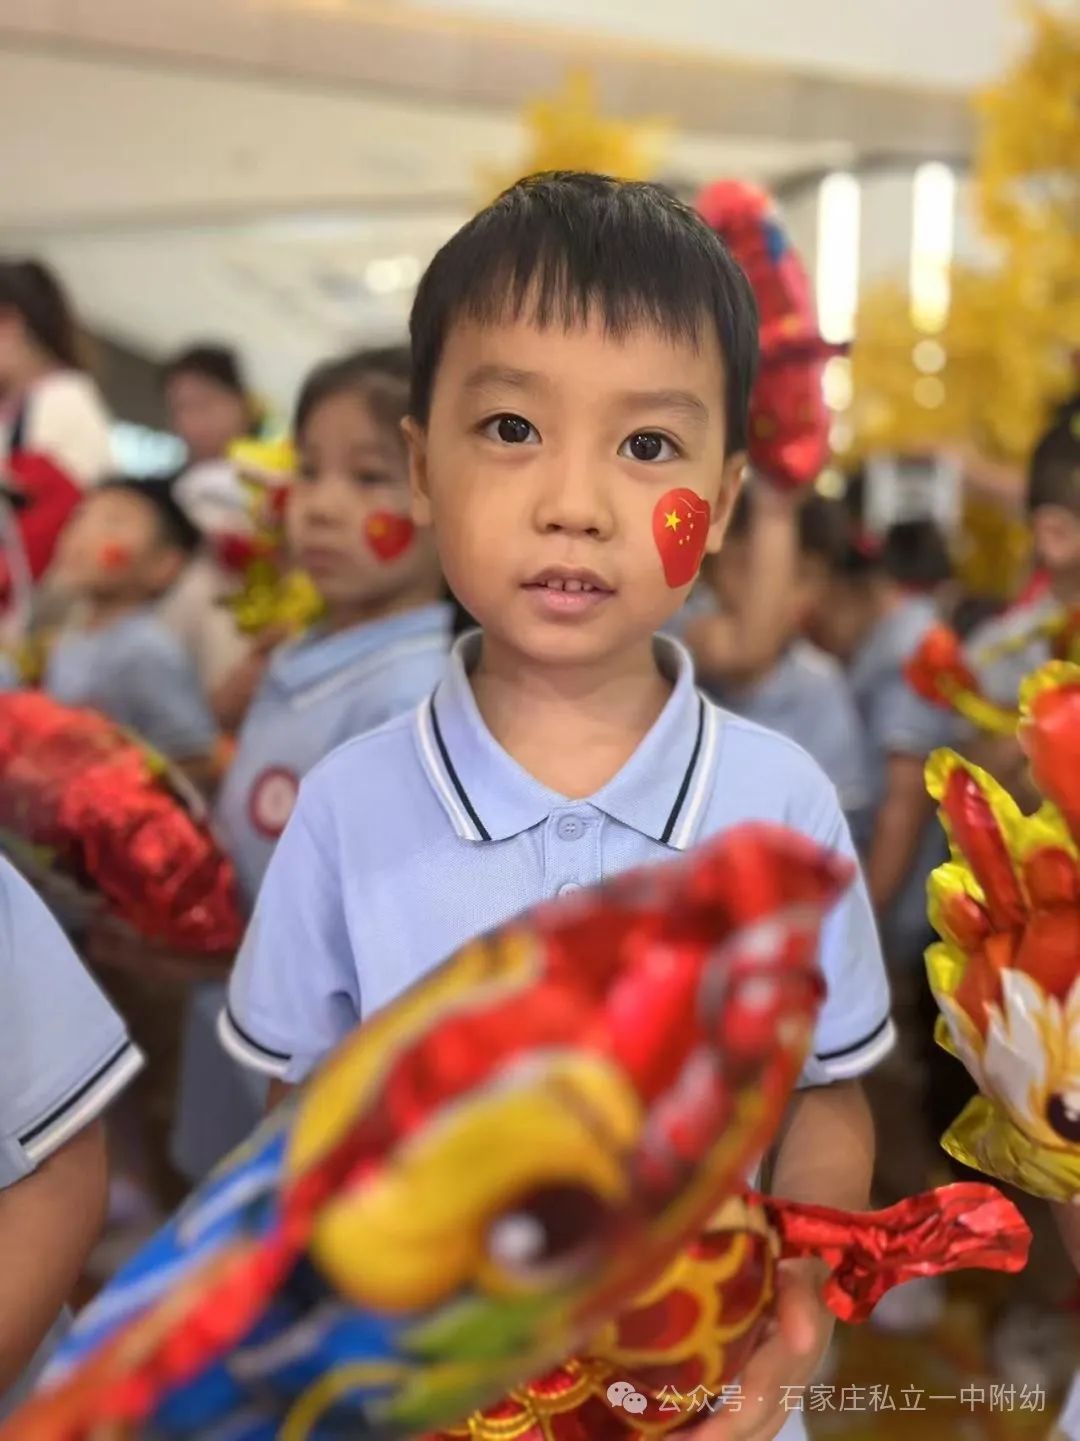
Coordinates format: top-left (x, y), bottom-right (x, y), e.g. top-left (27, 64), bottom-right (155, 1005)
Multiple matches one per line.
top-left (288, 390), bottom-right (438, 614)
top-left (406, 312), bottom-right (744, 668)
top-left (51, 489), bottom-right (182, 601)
top-left (165, 372), bottom-right (249, 464)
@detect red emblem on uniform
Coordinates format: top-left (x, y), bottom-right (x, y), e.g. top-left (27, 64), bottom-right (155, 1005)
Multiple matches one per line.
top-left (248, 767), bottom-right (300, 840)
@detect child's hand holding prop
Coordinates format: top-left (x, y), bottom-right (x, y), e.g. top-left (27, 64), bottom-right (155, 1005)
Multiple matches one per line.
top-left (0, 692), bottom-right (243, 956)
top-left (924, 661), bottom-right (1080, 1203)
top-left (5, 827), bottom-right (1028, 1441)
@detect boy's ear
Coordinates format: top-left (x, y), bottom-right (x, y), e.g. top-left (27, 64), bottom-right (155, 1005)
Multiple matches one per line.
top-left (402, 416), bottom-right (432, 527)
top-left (704, 451), bottom-right (747, 555)
top-left (146, 547), bottom-right (185, 595)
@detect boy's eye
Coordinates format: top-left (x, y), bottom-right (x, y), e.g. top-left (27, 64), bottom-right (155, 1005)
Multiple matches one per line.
top-left (619, 432), bottom-right (678, 463)
top-left (483, 414), bottom-right (539, 446)
top-left (353, 469), bottom-right (392, 488)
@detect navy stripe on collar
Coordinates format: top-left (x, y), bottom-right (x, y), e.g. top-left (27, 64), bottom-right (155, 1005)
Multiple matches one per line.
top-left (430, 697), bottom-right (491, 842)
top-left (660, 695), bottom-right (706, 844)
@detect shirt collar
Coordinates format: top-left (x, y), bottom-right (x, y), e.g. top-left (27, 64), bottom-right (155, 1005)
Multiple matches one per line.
top-left (269, 602), bottom-right (451, 696)
top-left (415, 633), bottom-right (720, 850)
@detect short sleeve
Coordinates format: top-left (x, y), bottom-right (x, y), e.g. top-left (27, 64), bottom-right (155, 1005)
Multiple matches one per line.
top-left (221, 796), bottom-right (360, 1083)
top-left (28, 374), bottom-right (113, 486)
top-left (121, 636), bottom-right (218, 760)
top-left (791, 783), bottom-right (895, 1087)
top-left (0, 859), bottom-right (142, 1187)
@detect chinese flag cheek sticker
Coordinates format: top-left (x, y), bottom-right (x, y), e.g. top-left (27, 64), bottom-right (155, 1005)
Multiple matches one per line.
top-left (98, 542), bottom-right (133, 572)
top-left (653, 489), bottom-right (711, 588)
top-left (363, 511), bottom-right (415, 563)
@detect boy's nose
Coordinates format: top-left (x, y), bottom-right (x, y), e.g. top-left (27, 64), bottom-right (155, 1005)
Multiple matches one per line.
top-left (533, 458), bottom-right (615, 541)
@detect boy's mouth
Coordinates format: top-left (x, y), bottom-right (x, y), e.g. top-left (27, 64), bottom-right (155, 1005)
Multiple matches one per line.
top-left (522, 567), bottom-right (615, 618)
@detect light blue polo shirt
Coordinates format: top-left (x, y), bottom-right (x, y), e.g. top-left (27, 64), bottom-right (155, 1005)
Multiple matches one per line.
top-left (847, 595), bottom-right (958, 960)
top-left (0, 855), bottom-right (143, 1416)
top-left (223, 633), bottom-right (893, 1092)
top-left (706, 640), bottom-right (872, 830)
top-left (172, 603), bottom-right (452, 1185)
top-left (45, 608), bottom-right (217, 761)
top-left (214, 603), bottom-right (453, 904)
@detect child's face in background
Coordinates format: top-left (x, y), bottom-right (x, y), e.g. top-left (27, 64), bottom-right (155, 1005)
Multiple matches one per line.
top-left (51, 489), bottom-right (183, 602)
top-left (165, 373), bottom-right (250, 465)
top-left (1032, 503), bottom-right (1080, 592)
top-left (710, 535), bottom-right (826, 649)
top-left (407, 312), bottom-right (744, 670)
top-left (288, 390), bottom-right (439, 620)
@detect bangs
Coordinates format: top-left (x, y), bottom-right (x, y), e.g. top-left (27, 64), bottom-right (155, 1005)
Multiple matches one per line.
top-left (409, 172), bottom-right (758, 454)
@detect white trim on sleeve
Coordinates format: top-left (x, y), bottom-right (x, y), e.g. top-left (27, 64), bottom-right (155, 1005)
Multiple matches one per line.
top-left (20, 1039), bottom-right (144, 1166)
top-left (217, 1005), bottom-right (292, 1080)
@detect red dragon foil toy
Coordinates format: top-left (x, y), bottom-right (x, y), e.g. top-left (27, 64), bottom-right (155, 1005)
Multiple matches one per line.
top-left (5, 827), bottom-right (1028, 1441)
top-left (696, 180), bottom-right (842, 492)
top-left (0, 692), bottom-right (242, 952)
top-left (924, 661), bottom-right (1080, 1203)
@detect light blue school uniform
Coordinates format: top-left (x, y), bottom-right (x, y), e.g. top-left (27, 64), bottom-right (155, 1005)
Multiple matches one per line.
top-left (847, 595), bottom-right (958, 962)
top-left (222, 633), bottom-right (891, 1441)
top-left (171, 604), bottom-right (452, 1184)
top-left (0, 855), bottom-right (143, 1416)
top-left (215, 603), bottom-right (454, 905)
top-left (224, 631), bottom-right (893, 1089)
top-left (707, 640), bottom-right (872, 830)
top-left (966, 589), bottom-right (1062, 709)
top-left (45, 609), bottom-right (216, 761)
top-left (1060, 1373), bottom-right (1080, 1441)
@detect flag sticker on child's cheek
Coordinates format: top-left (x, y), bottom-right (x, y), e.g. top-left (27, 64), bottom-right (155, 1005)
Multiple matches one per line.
top-left (98, 542), bottom-right (133, 572)
top-left (653, 490), bottom-right (711, 588)
top-left (363, 512), bottom-right (415, 564)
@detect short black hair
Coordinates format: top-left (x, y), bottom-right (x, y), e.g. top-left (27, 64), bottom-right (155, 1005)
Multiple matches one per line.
top-left (1028, 395), bottom-right (1080, 516)
top-left (162, 343), bottom-right (247, 398)
top-left (294, 345), bottom-right (411, 444)
top-left (881, 518), bottom-right (953, 589)
top-left (408, 172), bottom-right (759, 455)
top-left (98, 476), bottom-right (202, 555)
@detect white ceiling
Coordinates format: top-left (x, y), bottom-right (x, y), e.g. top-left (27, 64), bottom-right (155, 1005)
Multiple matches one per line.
top-left (1, 0), bottom-right (1042, 420)
top-left (0, 42), bottom-right (854, 413)
top-left (421, 0), bottom-right (1027, 87)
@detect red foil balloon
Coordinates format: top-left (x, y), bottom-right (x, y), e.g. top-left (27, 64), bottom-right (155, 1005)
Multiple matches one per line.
top-left (696, 180), bottom-right (842, 491)
top-left (0, 693), bottom-right (242, 951)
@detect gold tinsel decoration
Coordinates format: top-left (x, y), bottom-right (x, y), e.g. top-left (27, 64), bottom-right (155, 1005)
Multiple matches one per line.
top-left (846, 4), bottom-right (1079, 595)
top-left (482, 71), bottom-right (669, 198)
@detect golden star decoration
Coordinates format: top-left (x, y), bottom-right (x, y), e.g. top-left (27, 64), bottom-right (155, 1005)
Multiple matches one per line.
top-left (665, 510), bottom-right (682, 531)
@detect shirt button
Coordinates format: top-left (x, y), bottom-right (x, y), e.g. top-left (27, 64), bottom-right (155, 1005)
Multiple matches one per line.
top-left (558, 882), bottom-right (582, 897)
top-left (556, 815), bottom-right (586, 841)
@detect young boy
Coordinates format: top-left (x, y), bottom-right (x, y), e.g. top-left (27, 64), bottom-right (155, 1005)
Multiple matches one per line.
top-left (223, 173), bottom-right (893, 1441)
top-left (690, 490), bottom-right (871, 831)
top-left (44, 477), bottom-right (219, 781)
top-left (0, 855), bottom-right (142, 1415)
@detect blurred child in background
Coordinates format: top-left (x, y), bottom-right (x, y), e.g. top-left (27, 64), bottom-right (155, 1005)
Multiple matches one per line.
top-left (806, 508), bottom-right (957, 962)
top-left (964, 397), bottom-right (1080, 801)
top-left (44, 477), bottom-right (219, 786)
top-left (691, 489), bottom-right (870, 830)
top-left (172, 345), bottom-right (450, 1182)
top-left (162, 344), bottom-right (258, 469)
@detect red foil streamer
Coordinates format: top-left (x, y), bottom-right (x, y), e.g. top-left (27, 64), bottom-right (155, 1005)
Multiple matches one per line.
top-left (0, 693), bottom-right (242, 951)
